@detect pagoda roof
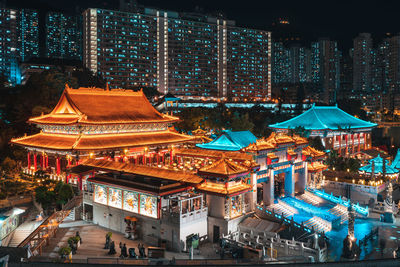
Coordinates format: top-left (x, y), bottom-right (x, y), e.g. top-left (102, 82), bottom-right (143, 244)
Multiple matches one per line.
top-left (302, 146), bottom-right (326, 159)
top-left (245, 132), bottom-right (308, 152)
top-left (198, 157), bottom-right (250, 178)
top-left (174, 148), bottom-right (254, 162)
top-left (29, 85), bottom-right (179, 125)
top-left (82, 158), bottom-right (203, 184)
top-left (196, 130), bottom-right (257, 151)
top-left (308, 162), bottom-right (328, 173)
top-left (391, 149), bottom-right (400, 169)
top-left (359, 154), bottom-right (399, 174)
top-left (196, 181), bottom-right (251, 196)
top-left (11, 130), bottom-right (194, 151)
top-left (269, 104), bottom-right (377, 131)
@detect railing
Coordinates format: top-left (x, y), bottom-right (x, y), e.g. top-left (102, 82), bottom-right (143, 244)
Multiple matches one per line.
top-left (18, 195), bottom-right (82, 257)
top-left (162, 207), bottom-right (208, 224)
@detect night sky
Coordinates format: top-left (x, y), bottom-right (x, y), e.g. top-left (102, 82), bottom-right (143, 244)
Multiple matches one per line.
top-left (7, 0), bottom-right (400, 51)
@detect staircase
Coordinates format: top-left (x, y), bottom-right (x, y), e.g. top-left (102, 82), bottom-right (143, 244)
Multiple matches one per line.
top-left (329, 204), bottom-right (348, 224)
top-left (268, 200), bottom-right (298, 218)
top-left (297, 191), bottom-right (325, 206)
top-left (303, 216), bottom-right (332, 233)
top-left (7, 220), bottom-right (44, 247)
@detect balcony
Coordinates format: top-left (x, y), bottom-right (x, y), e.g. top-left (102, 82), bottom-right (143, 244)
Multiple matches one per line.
top-left (162, 206), bottom-right (208, 225)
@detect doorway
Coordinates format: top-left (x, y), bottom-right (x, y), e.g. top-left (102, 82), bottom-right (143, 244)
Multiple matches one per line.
top-left (213, 225), bottom-right (220, 243)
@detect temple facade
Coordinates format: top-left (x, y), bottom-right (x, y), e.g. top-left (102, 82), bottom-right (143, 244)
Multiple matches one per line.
top-left (11, 85), bottom-right (194, 185)
top-left (269, 104), bottom-right (377, 156)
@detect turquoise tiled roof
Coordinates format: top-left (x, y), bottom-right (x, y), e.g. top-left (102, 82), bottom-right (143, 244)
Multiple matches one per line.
top-left (359, 154), bottom-right (399, 174)
top-left (196, 130), bottom-right (257, 151)
top-left (269, 104), bottom-right (377, 131)
top-left (391, 149), bottom-right (400, 169)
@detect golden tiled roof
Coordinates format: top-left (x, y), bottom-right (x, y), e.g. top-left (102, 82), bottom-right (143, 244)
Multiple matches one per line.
top-left (245, 132), bottom-right (308, 152)
top-left (11, 130), bottom-right (194, 151)
top-left (198, 157), bottom-right (250, 177)
top-left (302, 146), bottom-right (325, 159)
top-left (308, 162), bottom-right (327, 173)
top-left (196, 181), bottom-right (251, 196)
top-left (29, 85), bottom-right (179, 125)
top-left (192, 127), bottom-right (208, 136)
top-left (82, 158), bottom-right (203, 184)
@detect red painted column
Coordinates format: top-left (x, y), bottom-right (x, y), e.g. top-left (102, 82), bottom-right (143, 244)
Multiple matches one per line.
top-left (45, 155), bottom-right (49, 168)
top-left (364, 134), bottom-right (367, 150)
top-left (157, 154), bottom-right (160, 166)
top-left (351, 134), bottom-right (354, 154)
top-left (345, 134), bottom-right (348, 155)
top-left (27, 152), bottom-right (31, 170)
top-left (169, 149), bottom-right (173, 166)
top-left (358, 134), bottom-right (361, 152)
top-left (67, 156), bottom-right (71, 167)
top-left (33, 153), bottom-right (37, 172)
top-left (56, 157), bottom-right (61, 175)
top-left (338, 134), bottom-right (342, 156)
top-left (143, 153), bottom-right (146, 165)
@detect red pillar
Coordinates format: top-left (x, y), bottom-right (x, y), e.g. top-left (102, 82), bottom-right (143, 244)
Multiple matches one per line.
top-left (338, 134), bottom-right (341, 156)
top-left (56, 157), bottom-right (61, 175)
top-left (33, 153), bottom-right (37, 172)
top-left (345, 134), bottom-right (348, 155)
top-left (157, 153), bottom-right (160, 166)
top-left (358, 134), bottom-right (361, 152)
top-left (143, 153), bottom-right (146, 165)
top-left (169, 150), bottom-right (173, 166)
top-left (27, 152), bottom-right (31, 170)
top-left (45, 155), bottom-right (48, 168)
top-left (351, 134), bottom-right (354, 154)
top-left (364, 134), bottom-right (367, 150)
top-left (42, 154), bottom-right (45, 169)
top-left (67, 156), bottom-right (71, 167)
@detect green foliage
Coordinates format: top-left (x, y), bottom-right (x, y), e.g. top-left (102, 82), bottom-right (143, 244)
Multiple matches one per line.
top-left (58, 246), bottom-right (71, 256)
top-left (230, 112), bottom-right (254, 131)
top-left (288, 126), bottom-right (311, 138)
top-left (308, 136), bottom-right (325, 151)
top-left (326, 151), bottom-right (361, 172)
top-left (57, 183), bottom-right (74, 205)
top-left (1, 157), bottom-right (17, 175)
top-left (35, 186), bottom-right (56, 210)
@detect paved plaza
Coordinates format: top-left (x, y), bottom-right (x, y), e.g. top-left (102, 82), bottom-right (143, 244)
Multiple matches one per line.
top-left (31, 221), bottom-right (220, 263)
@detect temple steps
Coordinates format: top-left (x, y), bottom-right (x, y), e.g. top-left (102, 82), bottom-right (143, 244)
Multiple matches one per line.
top-left (297, 191), bottom-right (325, 206)
top-left (303, 216), bottom-right (331, 233)
top-left (328, 204), bottom-right (348, 224)
top-left (269, 201), bottom-right (298, 218)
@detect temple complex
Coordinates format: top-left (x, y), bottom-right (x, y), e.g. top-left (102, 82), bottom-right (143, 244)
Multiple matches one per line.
top-left (269, 104), bottom-right (377, 156)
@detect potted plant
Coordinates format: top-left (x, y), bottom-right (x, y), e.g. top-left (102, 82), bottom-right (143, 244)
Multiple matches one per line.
top-left (58, 246), bottom-right (72, 260)
top-left (73, 236), bottom-right (81, 248)
top-left (68, 237), bottom-right (77, 254)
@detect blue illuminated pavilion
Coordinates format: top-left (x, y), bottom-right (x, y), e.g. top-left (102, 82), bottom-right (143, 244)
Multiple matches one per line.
top-left (391, 149), bottom-right (400, 170)
top-left (359, 154), bottom-right (399, 175)
top-left (269, 104), bottom-right (377, 131)
top-left (196, 130), bottom-right (257, 151)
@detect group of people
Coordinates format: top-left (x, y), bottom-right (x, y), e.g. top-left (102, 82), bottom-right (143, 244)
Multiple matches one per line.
top-left (104, 235), bottom-right (146, 259)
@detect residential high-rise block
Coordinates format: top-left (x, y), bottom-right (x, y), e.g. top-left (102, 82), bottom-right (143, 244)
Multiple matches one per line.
top-left (46, 12), bottom-right (82, 60)
top-left (0, 8), bottom-right (20, 85)
top-left (18, 9), bottom-right (39, 61)
top-left (353, 33), bottom-right (372, 93)
top-left (83, 8), bottom-right (271, 100)
top-left (272, 41), bottom-right (291, 84)
top-left (311, 38), bottom-right (340, 104)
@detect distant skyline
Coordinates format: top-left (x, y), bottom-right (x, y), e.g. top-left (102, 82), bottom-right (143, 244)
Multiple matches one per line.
top-left (6, 0), bottom-right (400, 50)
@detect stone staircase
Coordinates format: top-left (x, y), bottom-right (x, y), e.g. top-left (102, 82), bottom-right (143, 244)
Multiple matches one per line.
top-left (269, 200), bottom-right (298, 218)
top-left (329, 204), bottom-right (348, 224)
top-left (7, 220), bottom-right (44, 247)
top-left (297, 191), bottom-right (325, 206)
top-left (303, 216), bottom-right (331, 233)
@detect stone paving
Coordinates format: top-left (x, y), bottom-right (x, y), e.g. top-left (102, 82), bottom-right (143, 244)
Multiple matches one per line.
top-left (32, 221), bottom-right (220, 263)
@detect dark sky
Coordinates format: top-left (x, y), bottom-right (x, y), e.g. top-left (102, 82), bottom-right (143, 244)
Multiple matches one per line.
top-left (7, 0), bottom-right (400, 51)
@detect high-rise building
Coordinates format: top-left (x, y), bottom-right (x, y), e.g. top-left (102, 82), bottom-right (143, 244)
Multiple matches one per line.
top-left (18, 9), bottom-right (39, 61)
top-left (83, 8), bottom-right (271, 100)
top-left (311, 38), bottom-right (340, 104)
top-left (0, 8), bottom-right (20, 85)
top-left (289, 45), bottom-right (311, 83)
top-left (46, 12), bottom-right (82, 60)
top-left (272, 42), bottom-right (291, 84)
top-left (353, 33), bottom-right (372, 93)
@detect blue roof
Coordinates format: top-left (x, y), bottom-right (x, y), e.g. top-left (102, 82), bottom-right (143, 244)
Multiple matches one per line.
top-left (359, 155), bottom-right (399, 174)
top-left (269, 104), bottom-right (377, 131)
top-left (391, 149), bottom-right (400, 169)
top-left (196, 130), bottom-right (257, 151)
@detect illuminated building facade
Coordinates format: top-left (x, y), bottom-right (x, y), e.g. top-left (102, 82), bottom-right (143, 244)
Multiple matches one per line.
top-left (269, 105), bottom-right (377, 156)
top-left (46, 12), bottom-right (82, 60)
top-left (83, 8), bottom-right (271, 100)
top-left (18, 9), bottom-right (39, 61)
top-left (0, 8), bottom-right (20, 85)
top-left (353, 33), bottom-right (372, 93)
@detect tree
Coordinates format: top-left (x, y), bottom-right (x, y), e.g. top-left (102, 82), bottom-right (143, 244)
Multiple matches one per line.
top-left (57, 183), bottom-right (74, 205)
top-left (35, 186), bottom-right (56, 210)
top-left (230, 112), bottom-right (254, 132)
top-left (1, 157), bottom-right (17, 175)
top-left (308, 136), bottom-right (325, 151)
